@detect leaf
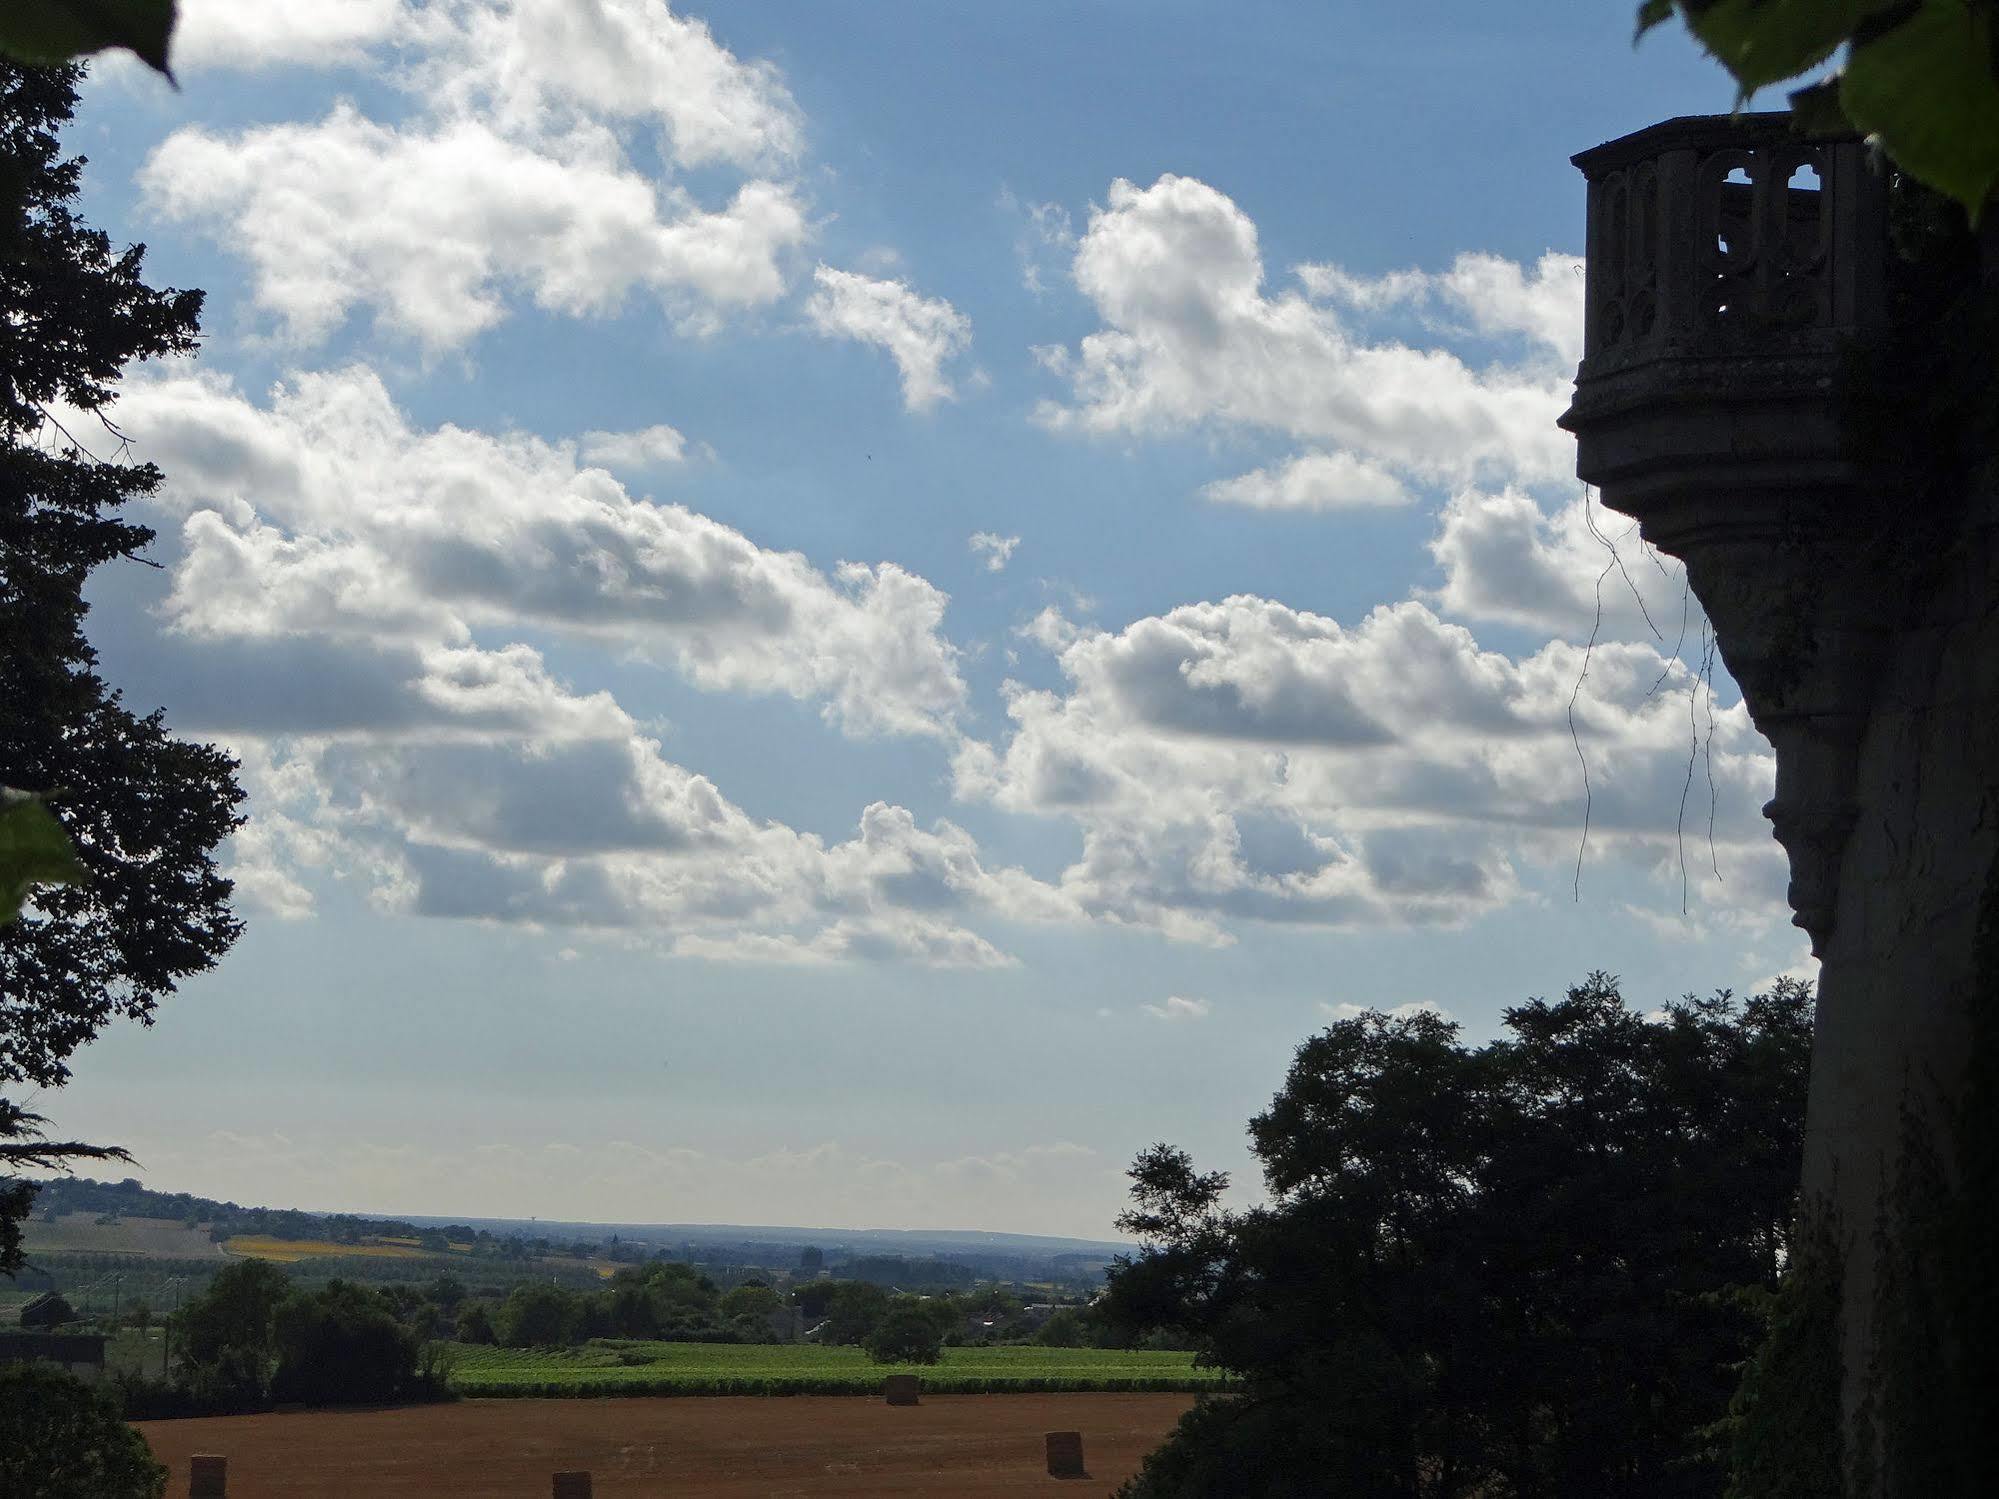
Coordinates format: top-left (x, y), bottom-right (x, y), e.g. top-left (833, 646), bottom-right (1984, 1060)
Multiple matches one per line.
top-left (1635, 0), bottom-right (1677, 42)
top-left (1681, 0), bottom-right (1886, 92)
top-left (0, 788), bottom-right (87, 926)
top-left (1842, 0), bottom-right (1999, 216)
top-left (0, 0), bottom-right (178, 79)
top-left (1642, 0), bottom-right (1999, 214)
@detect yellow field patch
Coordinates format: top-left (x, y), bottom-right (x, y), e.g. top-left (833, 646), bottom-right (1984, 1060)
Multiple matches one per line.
top-left (222, 1235), bottom-right (429, 1263)
top-left (363, 1234), bottom-right (475, 1253)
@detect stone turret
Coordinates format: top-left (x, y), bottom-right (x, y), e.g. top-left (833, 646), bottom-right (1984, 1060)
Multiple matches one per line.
top-left (1561, 114), bottom-right (1894, 958)
top-left (1562, 113), bottom-right (1998, 1488)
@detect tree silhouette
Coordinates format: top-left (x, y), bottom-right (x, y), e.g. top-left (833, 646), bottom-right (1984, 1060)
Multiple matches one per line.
top-left (1, 59), bottom-right (243, 1271)
top-left (1107, 975), bottom-right (1815, 1499)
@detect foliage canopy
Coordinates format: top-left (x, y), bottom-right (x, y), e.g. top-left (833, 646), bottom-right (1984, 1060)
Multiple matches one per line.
top-left (863, 1302), bottom-right (946, 1365)
top-left (165, 1260), bottom-right (444, 1410)
top-left (0, 1363), bottom-right (166, 1499)
top-left (1642, 0), bottom-right (1999, 213)
top-left (1106, 973), bottom-right (1815, 1499)
top-left (1, 58), bottom-right (243, 1273)
top-left (0, 3), bottom-right (176, 79)
top-left (270, 1279), bottom-right (428, 1406)
top-left (0, 59), bottom-right (242, 1097)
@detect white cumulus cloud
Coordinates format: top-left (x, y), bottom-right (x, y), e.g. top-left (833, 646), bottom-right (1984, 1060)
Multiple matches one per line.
top-left (969, 532), bottom-right (1021, 572)
top-left (954, 592), bottom-right (1778, 943)
top-left (120, 366), bottom-right (967, 741)
top-left (1037, 175), bottom-right (1578, 491)
top-left (1427, 486), bottom-right (1685, 644)
top-left (1296, 249), bottom-right (1585, 367)
top-left (805, 266), bottom-right (973, 411)
top-left (1201, 451), bottom-right (1411, 511)
top-left (174, 0), bottom-right (417, 68)
top-left (146, 110), bottom-right (806, 354)
top-left (146, 629), bottom-right (1076, 958)
top-left (580, 424), bottom-right (691, 472)
top-left (414, 0), bottom-right (803, 171)
top-left (141, 2), bottom-right (809, 354)
top-left (89, 361), bottom-right (1107, 963)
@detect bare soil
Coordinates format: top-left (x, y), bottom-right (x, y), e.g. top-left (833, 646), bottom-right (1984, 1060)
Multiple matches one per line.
top-left (135, 1393), bottom-right (1195, 1497)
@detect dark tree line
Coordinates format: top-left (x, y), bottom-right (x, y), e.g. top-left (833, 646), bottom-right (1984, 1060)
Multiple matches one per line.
top-left (121, 1259), bottom-right (454, 1416)
top-left (467, 1261), bottom-right (768, 1347)
top-left (1104, 973), bottom-right (1815, 1499)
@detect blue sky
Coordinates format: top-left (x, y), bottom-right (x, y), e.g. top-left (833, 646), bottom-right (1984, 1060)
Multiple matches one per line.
top-left (37, 1), bottom-right (1809, 1238)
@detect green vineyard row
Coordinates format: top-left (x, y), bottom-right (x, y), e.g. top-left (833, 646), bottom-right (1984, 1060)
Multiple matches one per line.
top-left (443, 1342), bottom-right (1229, 1397)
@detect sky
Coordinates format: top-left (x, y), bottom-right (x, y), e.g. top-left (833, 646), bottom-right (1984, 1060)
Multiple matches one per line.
top-left (32, 0), bottom-right (1813, 1240)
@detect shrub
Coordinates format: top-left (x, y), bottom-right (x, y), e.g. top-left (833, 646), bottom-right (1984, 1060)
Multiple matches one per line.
top-left (719, 1284), bottom-right (781, 1320)
top-left (862, 1305), bottom-right (945, 1366)
top-left (414, 1340), bottom-right (459, 1397)
top-left (820, 1282), bottom-right (891, 1345)
top-left (0, 1364), bottom-right (166, 1499)
top-left (1035, 1309), bottom-right (1085, 1347)
top-left (496, 1283), bottom-right (575, 1347)
top-left (456, 1300), bottom-right (496, 1344)
top-left (1114, 1396), bottom-right (1326, 1499)
top-left (269, 1281), bottom-right (426, 1406)
top-left (173, 1258), bottom-right (289, 1402)
top-left (110, 1372), bottom-right (249, 1422)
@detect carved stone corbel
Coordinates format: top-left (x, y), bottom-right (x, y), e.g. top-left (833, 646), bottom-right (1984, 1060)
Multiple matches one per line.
top-left (1559, 114), bottom-right (1895, 953)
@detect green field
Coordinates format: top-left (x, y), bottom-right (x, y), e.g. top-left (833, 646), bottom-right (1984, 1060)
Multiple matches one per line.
top-left (446, 1341), bottom-right (1227, 1397)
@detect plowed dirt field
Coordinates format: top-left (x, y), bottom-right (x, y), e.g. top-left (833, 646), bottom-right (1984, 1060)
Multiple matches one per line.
top-left (135, 1393), bottom-right (1197, 1496)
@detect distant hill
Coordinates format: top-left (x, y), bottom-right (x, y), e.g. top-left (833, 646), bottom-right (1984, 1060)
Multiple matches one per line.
top-left (20, 1177), bottom-right (1128, 1286)
top-left (402, 1214), bottom-right (1127, 1260)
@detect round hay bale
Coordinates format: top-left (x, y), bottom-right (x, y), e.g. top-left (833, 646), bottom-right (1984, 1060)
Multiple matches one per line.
top-left (189, 1454), bottom-right (227, 1498)
top-left (1045, 1429), bottom-right (1086, 1477)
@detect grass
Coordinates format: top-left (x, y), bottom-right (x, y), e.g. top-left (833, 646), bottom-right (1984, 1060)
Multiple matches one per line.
top-left (445, 1341), bottom-right (1228, 1398)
